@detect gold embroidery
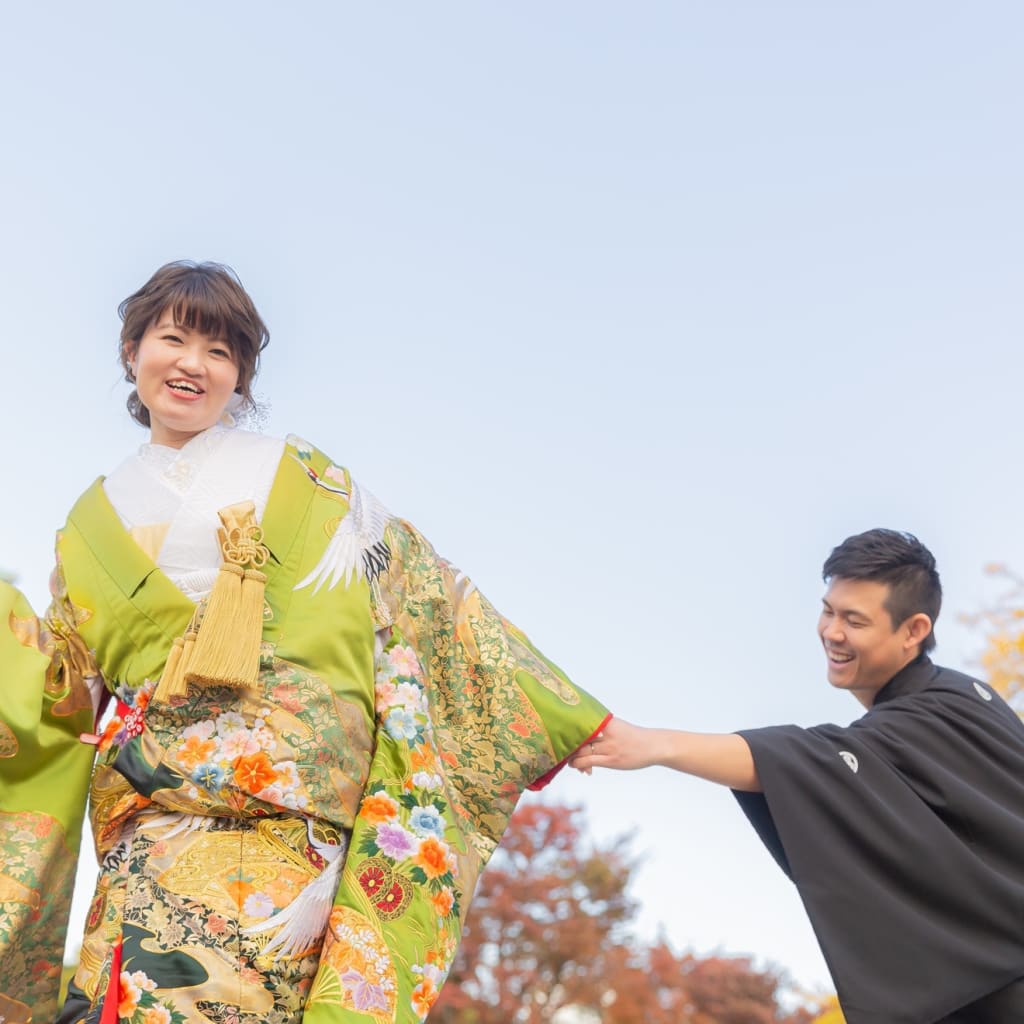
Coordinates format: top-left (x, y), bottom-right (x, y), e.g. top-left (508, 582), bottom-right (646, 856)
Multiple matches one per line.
top-left (0, 873), bottom-right (40, 909)
top-left (8, 603), bottom-right (99, 717)
top-left (0, 721), bottom-right (17, 758)
top-left (256, 818), bottom-right (320, 876)
top-left (154, 823), bottom-right (322, 924)
top-left (0, 993), bottom-right (32, 1024)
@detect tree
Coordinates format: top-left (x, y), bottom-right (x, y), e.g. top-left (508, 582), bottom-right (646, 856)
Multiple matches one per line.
top-left (808, 995), bottom-right (845, 1024)
top-left (961, 563), bottom-right (1024, 710)
top-left (433, 802), bottom-right (635, 1023)
top-left (432, 802), bottom-right (816, 1023)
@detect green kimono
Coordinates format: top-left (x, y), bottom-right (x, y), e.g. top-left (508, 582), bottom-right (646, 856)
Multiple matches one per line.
top-left (0, 434), bottom-right (609, 1024)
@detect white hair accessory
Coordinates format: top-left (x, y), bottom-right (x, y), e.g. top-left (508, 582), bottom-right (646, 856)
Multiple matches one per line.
top-left (220, 391), bottom-right (272, 433)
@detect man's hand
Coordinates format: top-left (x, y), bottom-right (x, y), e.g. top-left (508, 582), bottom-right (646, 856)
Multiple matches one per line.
top-left (571, 717), bottom-right (664, 772)
top-left (572, 717), bottom-right (761, 792)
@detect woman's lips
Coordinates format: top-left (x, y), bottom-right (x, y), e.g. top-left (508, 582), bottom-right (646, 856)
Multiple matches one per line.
top-left (165, 379), bottom-right (204, 399)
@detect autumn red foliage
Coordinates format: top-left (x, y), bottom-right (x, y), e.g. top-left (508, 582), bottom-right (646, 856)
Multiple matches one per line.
top-left (432, 802), bottom-right (816, 1024)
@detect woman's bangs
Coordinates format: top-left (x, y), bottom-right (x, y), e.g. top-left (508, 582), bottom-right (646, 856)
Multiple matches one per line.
top-left (167, 278), bottom-right (234, 346)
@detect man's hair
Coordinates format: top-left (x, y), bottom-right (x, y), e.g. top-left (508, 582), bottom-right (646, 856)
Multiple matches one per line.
top-left (822, 528), bottom-right (941, 653)
top-left (118, 261), bottom-right (270, 428)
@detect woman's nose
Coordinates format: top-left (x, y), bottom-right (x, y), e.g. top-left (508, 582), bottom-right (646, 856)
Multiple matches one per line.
top-left (174, 344), bottom-right (204, 373)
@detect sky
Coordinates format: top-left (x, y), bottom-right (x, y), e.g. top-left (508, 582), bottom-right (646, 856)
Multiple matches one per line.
top-left (2, 0), bottom-right (1023, 997)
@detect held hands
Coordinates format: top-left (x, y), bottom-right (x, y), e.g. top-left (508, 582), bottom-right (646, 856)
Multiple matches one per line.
top-left (571, 717), bottom-right (761, 791)
top-left (571, 717), bottom-right (665, 774)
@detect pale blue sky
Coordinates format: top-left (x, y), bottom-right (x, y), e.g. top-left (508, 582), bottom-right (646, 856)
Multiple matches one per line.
top-left (2, 1), bottom-right (1023, 994)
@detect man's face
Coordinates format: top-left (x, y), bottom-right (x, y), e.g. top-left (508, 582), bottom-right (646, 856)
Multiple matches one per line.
top-left (818, 577), bottom-right (920, 706)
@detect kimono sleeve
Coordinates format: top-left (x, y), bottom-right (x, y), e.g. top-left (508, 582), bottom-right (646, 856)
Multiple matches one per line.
top-left (303, 517), bottom-right (609, 1024)
top-left (0, 569), bottom-right (101, 1020)
top-left (374, 517), bottom-right (610, 840)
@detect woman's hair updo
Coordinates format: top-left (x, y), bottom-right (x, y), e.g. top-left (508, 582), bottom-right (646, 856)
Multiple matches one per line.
top-left (119, 261), bottom-right (270, 428)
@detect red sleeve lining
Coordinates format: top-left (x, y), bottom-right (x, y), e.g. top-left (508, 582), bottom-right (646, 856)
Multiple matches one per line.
top-left (527, 712), bottom-right (614, 792)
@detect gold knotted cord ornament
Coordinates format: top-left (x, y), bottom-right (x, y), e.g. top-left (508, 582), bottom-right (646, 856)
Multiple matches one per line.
top-left (154, 501), bottom-right (270, 701)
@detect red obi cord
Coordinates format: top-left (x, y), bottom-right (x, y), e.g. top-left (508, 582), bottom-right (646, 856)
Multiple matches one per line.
top-left (98, 937), bottom-right (123, 1024)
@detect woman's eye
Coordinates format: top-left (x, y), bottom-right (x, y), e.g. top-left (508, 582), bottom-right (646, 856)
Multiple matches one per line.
top-left (210, 347), bottom-right (233, 359)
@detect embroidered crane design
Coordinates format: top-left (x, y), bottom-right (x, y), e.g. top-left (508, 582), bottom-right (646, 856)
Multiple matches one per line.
top-left (294, 471), bottom-right (393, 593)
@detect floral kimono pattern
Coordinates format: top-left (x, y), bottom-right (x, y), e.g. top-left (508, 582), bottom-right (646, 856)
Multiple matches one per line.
top-left (0, 570), bottom-right (99, 1023)
top-left (0, 434), bottom-right (609, 1023)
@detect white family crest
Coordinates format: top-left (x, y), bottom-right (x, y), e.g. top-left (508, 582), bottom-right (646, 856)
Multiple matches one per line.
top-left (973, 681), bottom-right (993, 702)
top-left (839, 750), bottom-right (859, 774)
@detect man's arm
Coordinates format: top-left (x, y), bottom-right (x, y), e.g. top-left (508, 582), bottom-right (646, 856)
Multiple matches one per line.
top-left (571, 717), bottom-right (761, 792)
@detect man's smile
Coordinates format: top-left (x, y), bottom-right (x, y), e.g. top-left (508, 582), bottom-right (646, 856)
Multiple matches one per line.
top-left (825, 645), bottom-right (854, 665)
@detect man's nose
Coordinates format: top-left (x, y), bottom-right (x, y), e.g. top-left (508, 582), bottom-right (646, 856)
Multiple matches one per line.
top-left (822, 618), bottom-right (844, 642)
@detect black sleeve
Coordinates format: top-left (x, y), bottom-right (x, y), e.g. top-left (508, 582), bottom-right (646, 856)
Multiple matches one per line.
top-left (734, 719), bottom-right (1024, 1024)
top-left (732, 787), bottom-right (792, 878)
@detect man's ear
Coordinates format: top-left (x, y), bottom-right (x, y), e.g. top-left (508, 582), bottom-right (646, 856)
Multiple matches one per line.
top-left (903, 613), bottom-right (933, 651)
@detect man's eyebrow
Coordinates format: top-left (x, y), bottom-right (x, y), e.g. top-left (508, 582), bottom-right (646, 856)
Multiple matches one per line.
top-left (822, 598), bottom-right (871, 619)
top-left (842, 607), bottom-right (871, 620)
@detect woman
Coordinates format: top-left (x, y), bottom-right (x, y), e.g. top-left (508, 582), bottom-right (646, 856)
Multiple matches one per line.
top-left (0, 262), bottom-right (609, 1024)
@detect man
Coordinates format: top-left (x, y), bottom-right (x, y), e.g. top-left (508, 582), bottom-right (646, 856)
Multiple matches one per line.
top-left (575, 529), bottom-right (1024, 1023)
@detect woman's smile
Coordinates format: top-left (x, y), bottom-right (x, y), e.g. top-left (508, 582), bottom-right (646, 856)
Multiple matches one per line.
top-left (127, 312), bottom-right (239, 448)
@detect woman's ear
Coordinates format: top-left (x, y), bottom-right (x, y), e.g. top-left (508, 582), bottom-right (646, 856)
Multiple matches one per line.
top-left (123, 340), bottom-right (138, 379)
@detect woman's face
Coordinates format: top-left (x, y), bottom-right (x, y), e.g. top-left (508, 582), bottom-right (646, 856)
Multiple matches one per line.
top-left (127, 310), bottom-right (240, 448)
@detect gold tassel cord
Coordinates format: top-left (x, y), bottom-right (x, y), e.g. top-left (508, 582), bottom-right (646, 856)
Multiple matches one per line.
top-left (186, 502), bottom-right (270, 690)
top-left (153, 501), bottom-right (270, 702)
top-left (155, 637), bottom-right (185, 700)
top-left (185, 564), bottom-right (249, 686)
top-left (154, 626), bottom-right (198, 702)
top-left (181, 630), bottom-right (197, 676)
